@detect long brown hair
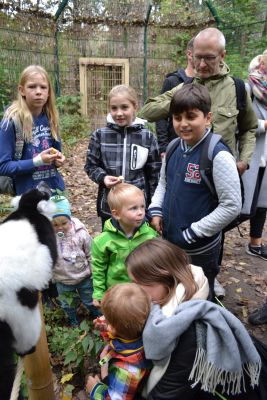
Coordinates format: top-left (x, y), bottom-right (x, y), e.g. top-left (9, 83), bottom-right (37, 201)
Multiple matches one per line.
top-left (126, 238), bottom-right (198, 306)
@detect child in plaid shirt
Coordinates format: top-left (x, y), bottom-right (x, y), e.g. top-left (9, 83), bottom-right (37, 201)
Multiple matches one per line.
top-left (86, 283), bottom-right (152, 399)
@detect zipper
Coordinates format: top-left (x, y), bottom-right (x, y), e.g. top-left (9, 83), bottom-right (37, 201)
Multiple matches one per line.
top-left (122, 127), bottom-right (127, 178)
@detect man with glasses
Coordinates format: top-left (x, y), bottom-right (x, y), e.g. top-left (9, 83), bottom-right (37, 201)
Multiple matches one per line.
top-left (141, 27), bottom-right (257, 176)
top-left (140, 27), bottom-right (257, 298)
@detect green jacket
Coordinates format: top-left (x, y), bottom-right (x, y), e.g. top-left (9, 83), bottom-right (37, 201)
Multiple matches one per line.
top-left (140, 62), bottom-right (257, 164)
top-left (92, 219), bottom-right (157, 301)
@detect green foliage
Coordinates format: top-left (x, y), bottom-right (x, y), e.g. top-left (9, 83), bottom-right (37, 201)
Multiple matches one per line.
top-left (20, 372), bottom-right (29, 398)
top-left (58, 291), bottom-right (79, 308)
top-left (168, 31), bottom-right (193, 64)
top-left (45, 315), bottom-right (103, 374)
top-left (0, 68), bottom-right (15, 119)
top-left (56, 95), bottom-right (90, 146)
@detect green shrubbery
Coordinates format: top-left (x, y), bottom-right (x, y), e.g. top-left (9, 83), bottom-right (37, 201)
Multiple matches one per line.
top-left (56, 95), bottom-right (90, 146)
top-left (44, 304), bottom-right (103, 397)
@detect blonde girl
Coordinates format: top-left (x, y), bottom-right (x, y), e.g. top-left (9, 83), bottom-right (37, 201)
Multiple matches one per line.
top-left (84, 84), bottom-right (161, 228)
top-left (125, 238), bottom-right (261, 400)
top-left (0, 65), bottom-right (65, 195)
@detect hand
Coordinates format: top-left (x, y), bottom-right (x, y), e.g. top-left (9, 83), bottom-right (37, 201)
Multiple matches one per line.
top-left (237, 161), bottom-right (248, 176)
top-left (93, 315), bottom-right (108, 332)
top-left (103, 175), bottom-right (122, 188)
top-left (86, 374), bottom-right (100, 393)
top-left (93, 299), bottom-right (101, 308)
top-left (54, 151), bottom-right (65, 167)
top-left (39, 148), bottom-right (59, 165)
top-left (160, 152), bottom-right (166, 159)
top-left (150, 216), bottom-right (163, 234)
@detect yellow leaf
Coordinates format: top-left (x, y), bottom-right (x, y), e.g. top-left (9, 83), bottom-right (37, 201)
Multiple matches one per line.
top-left (242, 306), bottom-right (248, 318)
top-left (60, 373), bottom-right (74, 384)
top-left (236, 288), bottom-right (242, 293)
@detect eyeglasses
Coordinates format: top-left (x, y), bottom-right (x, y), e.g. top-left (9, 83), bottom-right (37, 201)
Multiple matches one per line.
top-left (193, 54), bottom-right (219, 64)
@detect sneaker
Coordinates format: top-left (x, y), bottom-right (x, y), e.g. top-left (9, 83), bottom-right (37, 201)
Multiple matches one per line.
top-left (246, 244), bottom-right (267, 261)
top-left (248, 301), bottom-right (267, 325)
top-left (214, 278), bottom-right (225, 299)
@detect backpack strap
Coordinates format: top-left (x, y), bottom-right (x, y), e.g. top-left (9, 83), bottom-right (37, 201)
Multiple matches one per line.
top-left (12, 118), bottom-right (24, 160)
top-left (165, 137), bottom-right (181, 167)
top-left (231, 76), bottom-right (247, 136)
top-left (232, 77), bottom-right (246, 112)
top-left (199, 132), bottom-right (222, 199)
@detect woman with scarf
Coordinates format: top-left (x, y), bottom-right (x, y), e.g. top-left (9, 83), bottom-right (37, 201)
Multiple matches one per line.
top-left (126, 238), bottom-right (262, 399)
top-left (242, 51), bottom-right (267, 325)
top-left (242, 51), bottom-right (267, 261)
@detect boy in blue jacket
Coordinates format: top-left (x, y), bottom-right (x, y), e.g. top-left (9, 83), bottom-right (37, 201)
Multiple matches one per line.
top-left (149, 83), bottom-right (241, 298)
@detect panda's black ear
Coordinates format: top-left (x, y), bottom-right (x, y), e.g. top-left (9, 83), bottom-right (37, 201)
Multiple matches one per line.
top-left (36, 181), bottom-right (52, 198)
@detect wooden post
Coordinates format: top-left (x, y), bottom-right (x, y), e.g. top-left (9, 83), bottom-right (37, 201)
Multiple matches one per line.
top-left (23, 296), bottom-right (55, 400)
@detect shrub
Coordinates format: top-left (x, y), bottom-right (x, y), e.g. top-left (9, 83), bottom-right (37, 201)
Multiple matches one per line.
top-left (56, 95), bottom-right (90, 146)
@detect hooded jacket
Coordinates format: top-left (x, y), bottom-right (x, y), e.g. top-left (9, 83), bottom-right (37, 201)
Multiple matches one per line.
top-left (92, 219), bottom-right (157, 301)
top-left (141, 62), bottom-right (257, 164)
top-left (84, 115), bottom-right (161, 218)
top-left (52, 217), bottom-right (92, 285)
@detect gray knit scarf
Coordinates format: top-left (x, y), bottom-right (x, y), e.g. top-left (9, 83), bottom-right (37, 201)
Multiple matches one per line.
top-left (143, 300), bottom-right (261, 395)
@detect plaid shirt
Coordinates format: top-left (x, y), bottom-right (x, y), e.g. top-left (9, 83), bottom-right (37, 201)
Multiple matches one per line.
top-left (84, 116), bottom-right (161, 217)
top-left (89, 336), bottom-right (151, 400)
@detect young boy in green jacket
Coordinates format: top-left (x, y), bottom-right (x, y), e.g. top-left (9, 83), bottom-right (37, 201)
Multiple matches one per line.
top-left (92, 183), bottom-right (157, 306)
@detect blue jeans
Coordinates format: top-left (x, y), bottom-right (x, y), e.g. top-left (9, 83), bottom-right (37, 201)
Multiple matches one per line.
top-left (56, 277), bottom-right (99, 325)
top-left (189, 240), bottom-right (221, 301)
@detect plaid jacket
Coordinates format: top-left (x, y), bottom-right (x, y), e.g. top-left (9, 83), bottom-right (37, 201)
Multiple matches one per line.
top-left (84, 116), bottom-right (161, 217)
top-left (89, 336), bottom-right (151, 400)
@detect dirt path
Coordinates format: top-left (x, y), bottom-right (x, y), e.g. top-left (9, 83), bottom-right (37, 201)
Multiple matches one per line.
top-left (65, 138), bottom-right (267, 344)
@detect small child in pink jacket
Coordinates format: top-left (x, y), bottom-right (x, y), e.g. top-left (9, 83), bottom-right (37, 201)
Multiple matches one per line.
top-left (51, 195), bottom-right (99, 326)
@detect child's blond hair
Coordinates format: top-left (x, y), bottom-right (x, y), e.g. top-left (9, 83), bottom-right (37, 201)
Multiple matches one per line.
top-left (3, 65), bottom-right (59, 142)
top-left (108, 84), bottom-right (138, 109)
top-left (107, 183), bottom-right (144, 212)
top-left (101, 283), bottom-right (151, 339)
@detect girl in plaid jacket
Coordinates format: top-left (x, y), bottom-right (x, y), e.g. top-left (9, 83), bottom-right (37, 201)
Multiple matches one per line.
top-left (84, 84), bottom-right (161, 227)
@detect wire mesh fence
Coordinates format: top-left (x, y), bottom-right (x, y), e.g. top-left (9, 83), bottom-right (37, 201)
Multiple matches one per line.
top-left (0, 0), bottom-right (266, 129)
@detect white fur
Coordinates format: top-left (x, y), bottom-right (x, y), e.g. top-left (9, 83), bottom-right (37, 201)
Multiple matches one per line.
top-left (11, 196), bottom-right (56, 219)
top-left (0, 219), bottom-right (52, 354)
top-left (37, 199), bottom-right (56, 219)
top-left (10, 195), bottom-right (21, 210)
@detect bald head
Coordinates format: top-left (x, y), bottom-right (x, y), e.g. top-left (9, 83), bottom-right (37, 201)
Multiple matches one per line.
top-left (193, 28), bottom-right (226, 79)
top-left (194, 28), bottom-right (226, 51)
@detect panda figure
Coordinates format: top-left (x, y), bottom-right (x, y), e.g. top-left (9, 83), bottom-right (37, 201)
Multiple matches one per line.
top-left (0, 185), bottom-right (58, 399)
